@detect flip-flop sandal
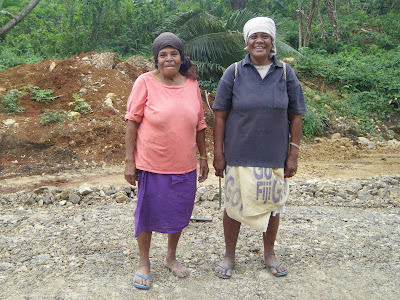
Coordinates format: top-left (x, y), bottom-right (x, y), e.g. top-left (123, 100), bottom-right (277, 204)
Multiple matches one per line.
top-left (215, 264), bottom-right (234, 279)
top-left (266, 262), bottom-right (288, 277)
top-left (133, 273), bottom-right (151, 290)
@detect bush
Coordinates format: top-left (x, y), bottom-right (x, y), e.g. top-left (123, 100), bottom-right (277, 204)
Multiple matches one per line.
top-left (1, 89), bottom-right (25, 114)
top-left (39, 109), bottom-right (67, 125)
top-left (23, 85), bottom-right (55, 105)
top-left (68, 93), bottom-right (92, 114)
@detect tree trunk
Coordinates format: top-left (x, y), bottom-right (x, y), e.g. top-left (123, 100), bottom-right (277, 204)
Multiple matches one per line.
top-left (297, 9), bottom-right (303, 50)
top-left (325, 0), bottom-right (341, 42)
top-left (231, 0), bottom-right (248, 10)
top-left (0, 0), bottom-right (41, 36)
top-left (304, 0), bottom-right (318, 47)
top-left (318, 4), bottom-right (327, 43)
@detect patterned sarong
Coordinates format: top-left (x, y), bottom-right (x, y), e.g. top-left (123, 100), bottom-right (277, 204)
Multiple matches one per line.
top-left (225, 166), bottom-right (289, 232)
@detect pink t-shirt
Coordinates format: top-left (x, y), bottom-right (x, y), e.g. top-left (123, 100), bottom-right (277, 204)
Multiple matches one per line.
top-left (125, 72), bottom-right (207, 174)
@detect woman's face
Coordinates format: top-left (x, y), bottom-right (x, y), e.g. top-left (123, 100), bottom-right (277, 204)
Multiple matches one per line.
top-left (157, 46), bottom-right (183, 78)
top-left (247, 32), bottom-right (272, 62)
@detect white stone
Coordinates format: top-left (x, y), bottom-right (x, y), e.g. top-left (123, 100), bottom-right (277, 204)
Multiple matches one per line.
top-left (78, 183), bottom-right (92, 195)
top-left (106, 93), bottom-right (117, 101)
top-left (49, 61), bottom-right (56, 71)
top-left (105, 98), bottom-right (114, 108)
top-left (3, 119), bottom-right (16, 126)
top-left (358, 137), bottom-right (370, 144)
top-left (68, 111), bottom-right (81, 119)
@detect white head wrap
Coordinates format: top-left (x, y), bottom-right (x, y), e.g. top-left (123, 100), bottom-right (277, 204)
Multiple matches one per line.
top-left (243, 17), bottom-right (276, 57)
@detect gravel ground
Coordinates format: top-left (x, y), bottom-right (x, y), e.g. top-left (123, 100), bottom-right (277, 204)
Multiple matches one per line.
top-left (1, 176), bottom-right (399, 300)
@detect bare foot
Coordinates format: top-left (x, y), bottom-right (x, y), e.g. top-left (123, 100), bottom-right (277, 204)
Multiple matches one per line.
top-left (215, 256), bottom-right (235, 279)
top-left (164, 258), bottom-right (190, 278)
top-left (264, 253), bottom-right (288, 276)
top-left (133, 262), bottom-right (151, 287)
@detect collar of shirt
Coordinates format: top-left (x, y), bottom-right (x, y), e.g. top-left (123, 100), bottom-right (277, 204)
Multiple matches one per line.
top-left (242, 53), bottom-right (283, 70)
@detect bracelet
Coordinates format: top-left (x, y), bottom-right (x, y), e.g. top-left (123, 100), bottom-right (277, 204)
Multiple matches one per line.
top-left (199, 156), bottom-right (208, 160)
top-left (290, 142), bottom-right (300, 149)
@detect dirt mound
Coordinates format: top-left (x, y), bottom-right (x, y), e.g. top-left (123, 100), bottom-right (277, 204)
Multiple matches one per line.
top-left (0, 52), bottom-right (155, 178)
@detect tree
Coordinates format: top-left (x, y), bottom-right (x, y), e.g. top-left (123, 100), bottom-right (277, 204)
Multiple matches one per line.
top-left (325, 0), bottom-right (341, 42)
top-left (304, 0), bottom-right (318, 47)
top-left (0, 0), bottom-right (41, 36)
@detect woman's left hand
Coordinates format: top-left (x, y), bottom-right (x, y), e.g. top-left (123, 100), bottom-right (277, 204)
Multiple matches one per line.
top-left (284, 154), bottom-right (298, 178)
top-left (198, 159), bottom-right (209, 182)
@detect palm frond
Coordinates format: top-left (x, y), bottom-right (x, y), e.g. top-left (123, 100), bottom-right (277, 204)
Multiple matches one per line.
top-left (225, 9), bottom-right (255, 32)
top-left (185, 32), bottom-right (245, 67)
top-left (275, 40), bottom-right (301, 58)
top-left (195, 61), bottom-right (226, 80)
top-left (157, 8), bottom-right (204, 35)
top-left (175, 14), bottom-right (226, 41)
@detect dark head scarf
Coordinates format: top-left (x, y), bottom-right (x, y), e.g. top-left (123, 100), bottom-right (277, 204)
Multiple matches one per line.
top-left (151, 32), bottom-right (198, 79)
top-left (152, 32), bottom-right (184, 63)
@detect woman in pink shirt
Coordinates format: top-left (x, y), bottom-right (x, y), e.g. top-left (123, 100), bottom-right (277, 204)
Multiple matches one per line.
top-left (124, 32), bottom-right (209, 290)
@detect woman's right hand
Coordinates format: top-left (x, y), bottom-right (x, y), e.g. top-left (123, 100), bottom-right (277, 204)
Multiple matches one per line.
top-left (213, 152), bottom-right (226, 178)
top-left (124, 160), bottom-right (138, 186)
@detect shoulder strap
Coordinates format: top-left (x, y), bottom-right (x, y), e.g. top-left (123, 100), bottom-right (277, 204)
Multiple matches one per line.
top-left (234, 62), bottom-right (238, 82)
top-left (282, 62), bottom-right (287, 82)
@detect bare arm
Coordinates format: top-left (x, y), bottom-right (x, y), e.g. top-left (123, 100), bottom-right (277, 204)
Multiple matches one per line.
top-left (196, 128), bottom-right (209, 182)
top-left (285, 113), bottom-right (302, 178)
top-left (124, 120), bottom-right (139, 185)
top-left (213, 110), bottom-right (229, 178)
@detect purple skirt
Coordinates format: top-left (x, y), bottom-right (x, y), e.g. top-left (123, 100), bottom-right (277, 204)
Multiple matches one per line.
top-left (134, 169), bottom-right (196, 238)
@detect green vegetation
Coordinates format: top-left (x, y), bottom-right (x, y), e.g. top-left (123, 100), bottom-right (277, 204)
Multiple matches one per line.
top-left (0, 85), bottom-right (57, 114)
top-left (1, 0), bottom-right (399, 138)
top-left (23, 85), bottom-right (55, 105)
top-left (39, 109), bottom-right (67, 125)
top-left (0, 89), bottom-right (25, 114)
top-left (68, 93), bottom-right (92, 114)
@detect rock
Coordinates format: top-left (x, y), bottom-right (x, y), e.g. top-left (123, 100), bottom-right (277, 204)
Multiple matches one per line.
top-left (33, 186), bottom-right (50, 195)
top-left (331, 133), bottom-right (341, 139)
top-left (357, 189), bottom-right (374, 201)
top-left (68, 111), bottom-right (81, 119)
top-left (115, 192), bottom-right (129, 203)
top-left (78, 183), bottom-right (93, 195)
top-left (105, 98), bottom-right (113, 107)
top-left (105, 189), bottom-right (117, 196)
top-left (79, 88), bottom-right (88, 96)
top-left (197, 187), bottom-right (207, 194)
top-left (3, 119), bottom-right (17, 126)
top-left (49, 61), bottom-right (56, 71)
top-left (106, 93), bottom-right (118, 101)
top-left (358, 137), bottom-right (370, 144)
top-left (387, 139), bottom-right (400, 145)
top-left (43, 196), bottom-right (53, 205)
top-left (68, 194), bottom-right (81, 204)
top-left (346, 182), bottom-right (363, 194)
top-left (60, 191), bottom-right (69, 200)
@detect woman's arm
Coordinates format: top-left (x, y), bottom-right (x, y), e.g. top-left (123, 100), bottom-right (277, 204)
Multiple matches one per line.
top-left (124, 120), bottom-right (139, 185)
top-left (284, 113), bottom-right (302, 178)
top-left (196, 128), bottom-right (209, 182)
top-left (213, 110), bottom-right (229, 178)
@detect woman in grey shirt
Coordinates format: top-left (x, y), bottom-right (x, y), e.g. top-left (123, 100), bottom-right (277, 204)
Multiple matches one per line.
top-left (213, 17), bottom-right (307, 278)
